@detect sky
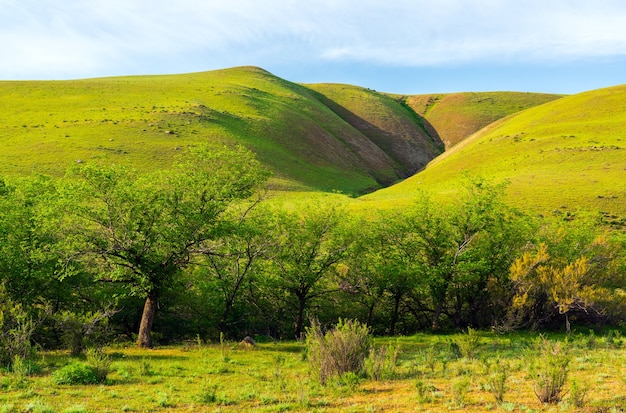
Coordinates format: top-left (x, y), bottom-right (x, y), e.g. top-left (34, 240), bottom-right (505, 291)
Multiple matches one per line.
top-left (1, 0), bottom-right (626, 94)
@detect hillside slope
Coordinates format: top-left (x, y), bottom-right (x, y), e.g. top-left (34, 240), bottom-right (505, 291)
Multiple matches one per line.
top-left (0, 67), bottom-right (442, 195)
top-left (304, 84), bottom-right (444, 178)
top-left (405, 92), bottom-right (563, 149)
top-left (363, 85), bottom-right (626, 219)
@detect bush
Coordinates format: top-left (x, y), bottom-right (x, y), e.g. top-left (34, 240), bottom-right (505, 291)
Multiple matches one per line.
top-left (529, 339), bottom-right (570, 404)
top-left (306, 319), bottom-right (371, 385)
top-left (0, 286), bottom-right (38, 366)
top-left (53, 362), bottom-right (104, 385)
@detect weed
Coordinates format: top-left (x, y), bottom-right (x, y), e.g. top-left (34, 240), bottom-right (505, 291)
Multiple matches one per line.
top-left (450, 375), bottom-right (471, 407)
top-left (364, 343), bottom-right (399, 380)
top-left (529, 339), bottom-right (570, 404)
top-left (155, 391), bottom-right (173, 408)
top-left (415, 378), bottom-right (435, 403)
top-left (61, 406), bottom-right (89, 413)
top-left (22, 399), bottom-right (54, 413)
top-left (0, 404), bottom-right (17, 413)
top-left (85, 348), bottom-right (110, 383)
top-left (485, 359), bottom-right (509, 404)
top-left (456, 327), bottom-right (480, 359)
top-left (569, 378), bottom-right (588, 408)
top-left (136, 358), bottom-right (152, 376)
top-left (331, 371), bottom-right (361, 393)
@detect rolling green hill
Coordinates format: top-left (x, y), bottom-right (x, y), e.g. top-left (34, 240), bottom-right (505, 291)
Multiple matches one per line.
top-left (404, 92), bottom-right (562, 149)
top-left (2, 65), bottom-right (619, 218)
top-left (0, 66), bottom-right (442, 196)
top-left (363, 84), bottom-right (626, 219)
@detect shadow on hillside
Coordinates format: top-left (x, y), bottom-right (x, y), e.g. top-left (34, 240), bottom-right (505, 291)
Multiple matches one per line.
top-left (305, 88), bottom-right (444, 186)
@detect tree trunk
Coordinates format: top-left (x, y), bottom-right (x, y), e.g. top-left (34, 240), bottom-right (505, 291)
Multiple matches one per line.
top-left (390, 293), bottom-right (401, 336)
top-left (137, 293), bottom-right (158, 348)
top-left (294, 294), bottom-right (307, 340)
top-left (432, 300), bottom-right (444, 330)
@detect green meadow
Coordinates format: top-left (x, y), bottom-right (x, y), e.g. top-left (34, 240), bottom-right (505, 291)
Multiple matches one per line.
top-left (1, 332), bottom-right (625, 412)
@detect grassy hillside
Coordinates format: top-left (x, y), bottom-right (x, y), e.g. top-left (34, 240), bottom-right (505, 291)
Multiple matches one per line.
top-left (363, 85), bottom-right (626, 219)
top-left (405, 92), bottom-right (563, 148)
top-left (0, 67), bottom-right (442, 196)
top-left (304, 83), bottom-right (444, 177)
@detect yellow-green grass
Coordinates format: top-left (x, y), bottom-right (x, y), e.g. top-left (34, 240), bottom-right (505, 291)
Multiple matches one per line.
top-left (1, 333), bottom-right (624, 412)
top-left (0, 67), bottom-right (443, 197)
top-left (405, 92), bottom-right (563, 149)
top-left (364, 85), bottom-right (626, 218)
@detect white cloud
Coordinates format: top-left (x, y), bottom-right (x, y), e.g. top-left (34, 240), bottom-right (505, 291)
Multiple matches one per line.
top-left (1, 0), bottom-right (626, 79)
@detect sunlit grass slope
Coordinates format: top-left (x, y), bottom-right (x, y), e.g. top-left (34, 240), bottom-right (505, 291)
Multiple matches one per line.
top-left (0, 67), bottom-right (438, 196)
top-left (405, 92), bottom-right (563, 148)
top-left (363, 85), bottom-right (626, 218)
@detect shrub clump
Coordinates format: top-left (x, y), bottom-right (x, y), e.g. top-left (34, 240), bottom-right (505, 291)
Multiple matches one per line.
top-left (306, 319), bottom-right (371, 385)
top-left (53, 362), bottom-right (103, 385)
top-left (529, 338), bottom-right (570, 404)
top-left (53, 350), bottom-right (110, 385)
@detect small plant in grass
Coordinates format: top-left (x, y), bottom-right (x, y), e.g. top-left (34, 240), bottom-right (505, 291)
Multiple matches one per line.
top-left (415, 378), bottom-right (436, 403)
top-left (219, 332), bottom-right (231, 363)
top-left (364, 343), bottom-right (399, 380)
top-left (62, 405), bottom-right (89, 413)
top-left (136, 358), bottom-right (153, 376)
top-left (569, 378), bottom-right (588, 408)
top-left (419, 343), bottom-right (439, 373)
top-left (8, 355), bottom-right (32, 388)
top-left (306, 319), bottom-right (371, 385)
top-left (331, 371), bottom-right (361, 393)
top-left (0, 403), bottom-right (17, 413)
top-left (22, 399), bottom-right (54, 413)
top-left (85, 348), bottom-right (110, 383)
top-left (529, 338), bottom-right (570, 404)
top-left (456, 327), bottom-right (480, 359)
top-left (484, 359), bottom-right (509, 404)
top-left (450, 375), bottom-right (472, 408)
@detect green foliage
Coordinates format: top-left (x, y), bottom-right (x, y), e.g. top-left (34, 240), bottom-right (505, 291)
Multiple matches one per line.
top-left (306, 319), bottom-right (371, 385)
top-left (0, 285), bottom-right (38, 367)
top-left (53, 362), bottom-right (104, 385)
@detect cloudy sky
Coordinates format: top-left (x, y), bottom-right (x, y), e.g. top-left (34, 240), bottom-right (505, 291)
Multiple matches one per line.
top-left (2, 0), bottom-right (626, 94)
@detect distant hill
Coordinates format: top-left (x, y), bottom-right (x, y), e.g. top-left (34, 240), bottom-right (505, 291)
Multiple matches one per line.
top-left (404, 92), bottom-right (562, 149)
top-left (0, 66), bottom-right (439, 196)
top-left (364, 84), bottom-right (626, 220)
top-left (0, 66), bottom-right (558, 197)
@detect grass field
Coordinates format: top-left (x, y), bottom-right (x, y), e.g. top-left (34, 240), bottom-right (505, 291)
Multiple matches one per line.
top-left (1, 331), bottom-right (625, 412)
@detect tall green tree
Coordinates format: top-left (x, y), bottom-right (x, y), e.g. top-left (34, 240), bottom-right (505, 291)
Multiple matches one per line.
top-left (59, 145), bottom-right (268, 347)
top-left (265, 203), bottom-right (353, 339)
top-left (0, 175), bottom-right (63, 307)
